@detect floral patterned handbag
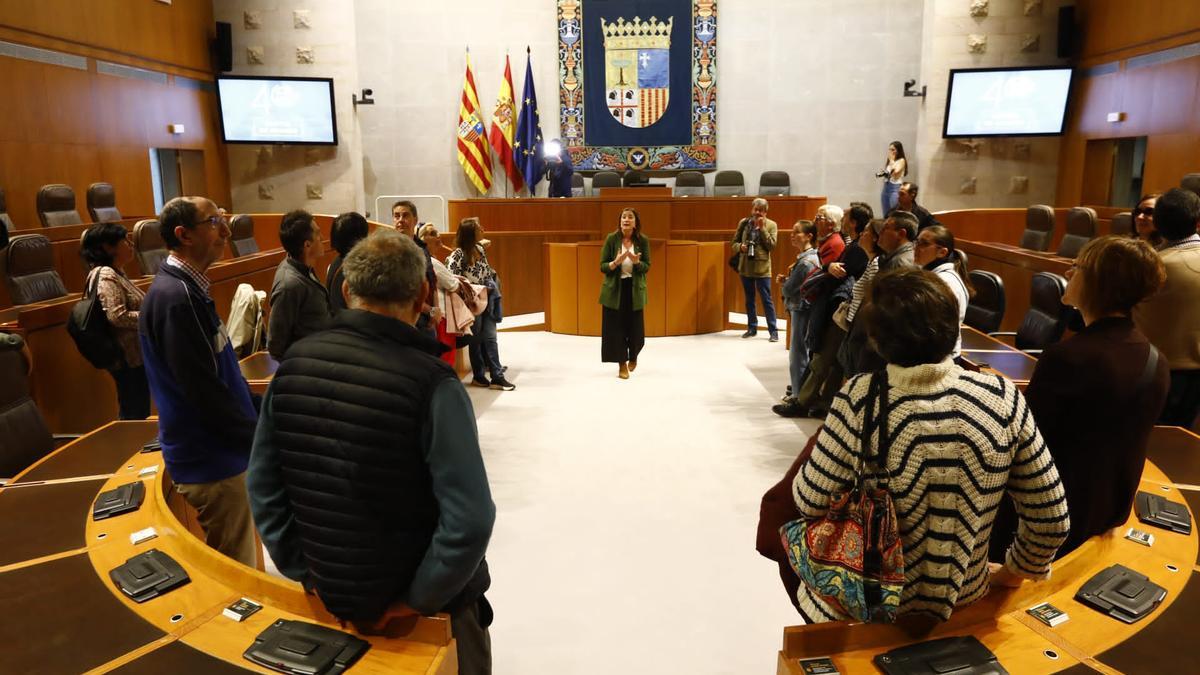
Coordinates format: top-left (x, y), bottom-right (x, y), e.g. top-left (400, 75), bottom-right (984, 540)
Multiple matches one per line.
top-left (780, 371), bottom-right (906, 623)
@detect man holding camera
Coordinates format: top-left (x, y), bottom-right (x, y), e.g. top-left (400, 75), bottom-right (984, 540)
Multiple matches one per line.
top-left (732, 197), bottom-right (779, 341)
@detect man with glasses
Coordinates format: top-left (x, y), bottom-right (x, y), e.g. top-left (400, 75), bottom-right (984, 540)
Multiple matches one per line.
top-left (138, 196), bottom-right (259, 567)
top-left (393, 200), bottom-right (439, 337)
top-left (732, 197), bottom-right (780, 341)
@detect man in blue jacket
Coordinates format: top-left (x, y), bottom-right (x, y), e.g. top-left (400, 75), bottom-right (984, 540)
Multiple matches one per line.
top-left (139, 197), bottom-right (259, 567)
top-left (248, 229), bottom-right (495, 674)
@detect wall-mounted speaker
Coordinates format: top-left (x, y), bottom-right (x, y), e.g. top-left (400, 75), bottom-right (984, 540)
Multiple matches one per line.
top-left (1057, 6), bottom-right (1077, 60)
top-left (213, 21), bottom-right (233, 73)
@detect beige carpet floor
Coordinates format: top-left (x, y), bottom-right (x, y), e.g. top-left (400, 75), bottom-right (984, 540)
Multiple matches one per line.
top-left (466, 329), bottom-right (822, 675)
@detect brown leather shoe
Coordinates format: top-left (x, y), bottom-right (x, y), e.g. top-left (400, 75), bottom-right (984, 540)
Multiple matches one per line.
top-left (628, 360), bottom-right (638, 372)
top-left (618, 362), bottom-right (630, 379)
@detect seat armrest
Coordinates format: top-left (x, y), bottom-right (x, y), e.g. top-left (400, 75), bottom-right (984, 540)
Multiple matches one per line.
top-left (987, 331), bottom-right (1017, 345)
top-left (1021, 349), bottom-right (1043, 356)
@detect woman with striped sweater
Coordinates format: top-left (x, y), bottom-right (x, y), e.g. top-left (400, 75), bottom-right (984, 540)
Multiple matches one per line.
top-left (791, 268), bottom-right (1070, 623)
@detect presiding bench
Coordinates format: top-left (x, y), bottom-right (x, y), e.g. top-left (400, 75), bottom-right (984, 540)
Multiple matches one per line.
top-left (0, 420), bottom-right (457, 674)
top-left (776, 427), bottom-right (1200, 674)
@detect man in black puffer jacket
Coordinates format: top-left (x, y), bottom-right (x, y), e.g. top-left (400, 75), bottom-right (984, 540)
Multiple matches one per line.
top-left (247, 229), bottom-right (496, 674)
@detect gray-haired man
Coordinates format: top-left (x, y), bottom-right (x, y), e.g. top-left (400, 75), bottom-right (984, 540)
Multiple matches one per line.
top-left (247, 229), bottom-right (496, 673)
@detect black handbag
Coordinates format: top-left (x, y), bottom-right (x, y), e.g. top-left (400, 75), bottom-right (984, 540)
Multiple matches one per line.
top-left (67, 269), bottom-right (124, 370)
top-left (728, 251), bottom-right (741, 271)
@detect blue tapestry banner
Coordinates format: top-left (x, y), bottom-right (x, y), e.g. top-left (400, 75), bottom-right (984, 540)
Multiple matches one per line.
top-left (558, 0), bottom-right (717, 172)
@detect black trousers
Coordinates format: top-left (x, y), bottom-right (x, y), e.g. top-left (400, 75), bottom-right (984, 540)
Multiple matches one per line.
top-left (601, 278), bottom-right (644, 363)
top-left (110, 365), bottom-right (151, 420)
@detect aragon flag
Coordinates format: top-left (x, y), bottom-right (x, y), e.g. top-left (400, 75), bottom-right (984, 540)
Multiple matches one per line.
top-left (456, 50), bottom-right (493, 195)
top-left (488, 54), bottom-right (524, 194)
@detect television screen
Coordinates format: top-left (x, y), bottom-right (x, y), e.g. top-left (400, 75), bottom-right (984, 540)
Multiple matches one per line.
top-left (216, 76), bottom-right (338, 145)
top-left (942, 67), bottom-right (1073, 138)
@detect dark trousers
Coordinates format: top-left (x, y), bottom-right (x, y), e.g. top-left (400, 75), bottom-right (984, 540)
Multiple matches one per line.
top-left (601, 277), bottom-right (645, 363)
top-left (110, 365), bottom-right (151, 420)
top-left (740, 275), bottom-right (777, 334)
top-left (468, 312), bottom-right (502, 381)
top-left (451, 595), bottom-right (493, 675)
top-left (1159, 369), bottom-right (1200, 427)
top-left (795, 324), bottom-right (846, 412)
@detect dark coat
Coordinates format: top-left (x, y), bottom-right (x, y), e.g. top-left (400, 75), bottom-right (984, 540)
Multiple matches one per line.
top-left (268, 257), bottom-right (331, 359)
top-left (989, 317), bottom-right (1169, 561)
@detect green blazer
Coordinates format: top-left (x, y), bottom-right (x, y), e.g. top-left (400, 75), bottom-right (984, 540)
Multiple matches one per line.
top-left (599, 231), bottom-right (651, 311)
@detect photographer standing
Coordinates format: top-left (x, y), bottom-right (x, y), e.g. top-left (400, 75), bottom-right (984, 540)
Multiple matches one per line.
top-left (732, 198), bottom-right (779, 341)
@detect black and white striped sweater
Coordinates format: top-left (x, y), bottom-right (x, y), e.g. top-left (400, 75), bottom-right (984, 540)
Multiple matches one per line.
top-left (792, 360), bottom-right (1070, 622)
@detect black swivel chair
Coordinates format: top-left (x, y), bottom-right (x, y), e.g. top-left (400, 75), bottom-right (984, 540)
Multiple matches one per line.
top-left (86, 182), bottom-right (122, 223)
top-left (757, 171), bottom-right (791, 196)
top-left (36, 184), bottom-right (84, 227)
top-left (1110, 211), bottom-right (1132, 237)
top-left (713, 170), bottom-right (745, 197)
top-left (0, 187), bottom-right (16, 234)
top-left (965, 270), bottom-right (1005, 334)
top-left (5, 234), bottom-right (69, 304)
top-left (1056, 206), bottom-right (1096, 258)
top-left (0, 333), bottom-right (78, 483)
top-left (1019, 205), bottom-right (1056, 252)
top-left (673, 171), bottom-right (706, 197)
top-left (570, 173), bottom-right (586, 197)
top-left (1182, 173), bottom-right (1200, 198)
top-left (229, 215), bottom-right (259, 257)
top-left (988, 271), bottom-right (1069, 355)
top-left (622, 169), bottom-right (648, 186)
top-left (592, 171), bottom-right (621, 192)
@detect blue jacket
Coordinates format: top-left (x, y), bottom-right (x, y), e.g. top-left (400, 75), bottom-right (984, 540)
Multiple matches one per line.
top-left (139, 261), bottom-right (258, 484)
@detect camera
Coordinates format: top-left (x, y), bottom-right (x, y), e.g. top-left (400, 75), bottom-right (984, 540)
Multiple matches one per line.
top-left (875, 170), bottom-right (889, 178)
top-left (747, 242), bottom-right (756, 258)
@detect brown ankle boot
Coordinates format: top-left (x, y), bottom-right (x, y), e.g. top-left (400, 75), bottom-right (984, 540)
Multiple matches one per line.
top-left (618, 362), bottom-right (630, 379)
top-left (628, 360), bottom-right (637, 372)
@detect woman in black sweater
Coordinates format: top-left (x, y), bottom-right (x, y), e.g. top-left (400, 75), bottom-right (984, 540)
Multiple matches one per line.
top-left (989, 235), bottom-right (1170, 561)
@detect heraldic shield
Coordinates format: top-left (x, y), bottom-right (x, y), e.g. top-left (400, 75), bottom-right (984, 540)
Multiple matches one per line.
top-left (602, 16), bottom-right (673, 129)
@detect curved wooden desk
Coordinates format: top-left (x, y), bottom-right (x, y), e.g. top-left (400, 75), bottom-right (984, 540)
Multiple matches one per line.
top-left (545, 240), bottom-right (726, 337)
top-left (776, 429), bottom-right (1200, 675)
top-left (1, 421), bottom-right (455, 674)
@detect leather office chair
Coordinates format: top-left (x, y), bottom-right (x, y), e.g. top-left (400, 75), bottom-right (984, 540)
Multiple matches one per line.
top-left (36, 184), bottom-right (84, 227)
top-left (1019, 205), bottom-right (1055, 252)
top-left (592, 171), bottom-right (621, 191)
top-left (1056, 206), bottom-right (1096, 258)
top-left (989, 271), bottom-right (1069, 355)
top-left (0, 333), bottom-right (78, 483)
top-left (713, 170), bottom-right (745, 197)
top-left (1182, 173), bottom-right (1200, 198)
top-left (965, 270), bottom-right (1005, 334)
top-left (133, 219), bottom-right (169, 275)
top-left (1110, 211), bottom-right (1132, 237)
top-left (570, 173), bottom-right (586, 197)
top-left (228, 215), bottom-right (259, 257)
top-left (5, 234), bottom-right (68, 305)
top-left (758, 171), bottom-right (791, 196)
top-left (0, 187), bottom-right (16, 233)
top-left (673, 170), bottom-right (706, 197)
top-left (86, 182), bottom-right (122, 222)
top-left (622, 169), bottom-right (648, 186)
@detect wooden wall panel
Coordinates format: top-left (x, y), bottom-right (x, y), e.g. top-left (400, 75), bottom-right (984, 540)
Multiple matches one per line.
top-left (575, 242), bottom-right (604, 336)
top-left (1058, 5), bottom-right (1200, 207)
top-left (0, 3), bottom-right (230, 233)
top-left (665, 244), bottom-right (698, 336)
top-left (547, 245), bottom-right (578, 334)
top-left (0, 0), bottom-right (215, 74)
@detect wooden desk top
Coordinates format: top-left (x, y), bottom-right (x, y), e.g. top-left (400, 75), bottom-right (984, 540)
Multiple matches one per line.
top-left (239, 351), bottom-right (278, 394)
top-left (0, 420), bottom-right (455, 674)
top-left (777, 431), bottom-right (1200, 675)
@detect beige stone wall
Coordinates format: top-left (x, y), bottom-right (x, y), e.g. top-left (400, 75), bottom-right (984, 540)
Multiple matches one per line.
top-left (914, 0), bottom-right (1069, 211)
top-left (212, 0), bottom-right (365, 215)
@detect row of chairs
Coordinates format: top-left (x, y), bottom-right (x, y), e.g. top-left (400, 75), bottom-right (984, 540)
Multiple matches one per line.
top-left (0, 183), bottom-right (123, 232)
top-left (3, 215), bottom-right (259, 306)
top-left (966, 268), bottom-right (1072, 353)
top-left (1018, 205), bottom-right (1098, 258)
top-left (570, 170), bottom-right (793, 197)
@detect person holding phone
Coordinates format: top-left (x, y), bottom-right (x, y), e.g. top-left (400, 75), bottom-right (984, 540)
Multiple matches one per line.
top-left (600, 208), bottom-right (651, 378)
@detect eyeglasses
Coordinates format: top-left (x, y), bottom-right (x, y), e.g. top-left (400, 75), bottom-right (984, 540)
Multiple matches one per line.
top-left (193, 215), bottom-right (226, 228)
top-left (1134, 207), bottom-right (1154, 217)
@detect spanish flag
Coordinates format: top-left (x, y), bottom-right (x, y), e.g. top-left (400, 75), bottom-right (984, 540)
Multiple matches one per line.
top-left (457, 51), bottom-right (493, 195)
top-left (488, 54), bottom-right (524, 194)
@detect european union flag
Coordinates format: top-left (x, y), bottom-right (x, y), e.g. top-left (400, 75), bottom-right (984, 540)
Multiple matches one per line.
top-left (514, 50), bottom-right (545, 194)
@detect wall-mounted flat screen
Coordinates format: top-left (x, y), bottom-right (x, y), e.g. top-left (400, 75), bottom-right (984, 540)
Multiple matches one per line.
top-left (216, 75), bottom-right (338, 145)
top-left (942, 66), bottom-right (1073, 138)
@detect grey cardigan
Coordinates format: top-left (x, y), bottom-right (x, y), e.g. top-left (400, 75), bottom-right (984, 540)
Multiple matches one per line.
top-left (267, 256), bottom-right (332, 359)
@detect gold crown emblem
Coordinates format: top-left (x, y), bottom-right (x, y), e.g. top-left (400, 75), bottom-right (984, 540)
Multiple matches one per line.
top-left (601, 16), bottom-right (673, 50)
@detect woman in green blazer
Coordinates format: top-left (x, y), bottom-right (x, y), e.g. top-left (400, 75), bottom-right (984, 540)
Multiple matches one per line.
top-left (600, 208), bottom-right (651, 378)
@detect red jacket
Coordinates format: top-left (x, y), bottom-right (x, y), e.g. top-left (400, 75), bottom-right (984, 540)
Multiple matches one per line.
top-left (817, 233), bottom-right (846, 267)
